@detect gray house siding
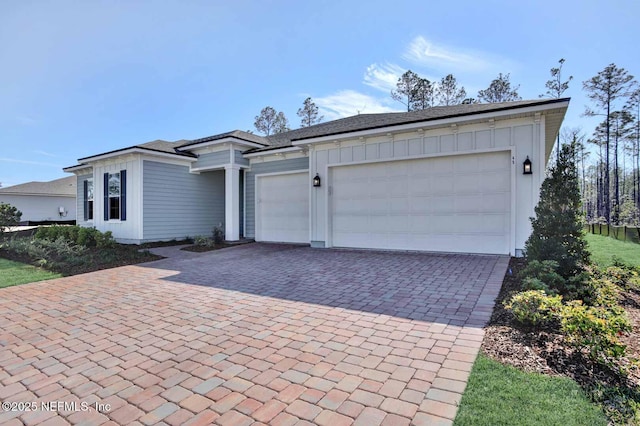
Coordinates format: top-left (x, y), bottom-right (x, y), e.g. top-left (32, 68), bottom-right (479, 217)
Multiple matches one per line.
top-left (143, 160), bottom-right (225, 241)
top-left (192, 150), bottom-right (230, 170)
top-left (234, 150), bottom-right (249, 166)
top-left (245, 157), bottom-right (309, 238)
top-left (77, 174), bottom-right (92, 225)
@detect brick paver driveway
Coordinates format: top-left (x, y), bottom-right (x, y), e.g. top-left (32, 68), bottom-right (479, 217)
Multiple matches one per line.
top-left (0, 243), bottom-right (508, 426)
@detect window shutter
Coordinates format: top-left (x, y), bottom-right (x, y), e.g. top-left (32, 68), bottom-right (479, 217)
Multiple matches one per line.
top-left (120, 170), bottom-right (127, 221)
top-left (83, 180), bottom-right (88, 221)
top-left (103, 173), bottom-right (109, 221)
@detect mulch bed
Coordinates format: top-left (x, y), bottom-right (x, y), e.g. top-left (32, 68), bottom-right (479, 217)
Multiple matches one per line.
top-left (482, 257), bottom-right (640, 398)
top-left (0, 246), bottom-right (161, 276)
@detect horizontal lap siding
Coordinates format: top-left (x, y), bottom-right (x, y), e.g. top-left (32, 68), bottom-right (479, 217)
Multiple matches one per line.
top-left (245, 157), bottom-right (309, 238)
top-left (193, 151), bottom-right (230, 169)
top-left (235, 150), bottom-right (249, 166)
top-left (143, 160), bottom-right (224, 241)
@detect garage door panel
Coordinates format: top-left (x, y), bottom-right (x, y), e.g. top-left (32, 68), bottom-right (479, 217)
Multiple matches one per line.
top-left (331, 152), bottom-right (511, 254)
top-left (431, 196), bottom-right (455, 213)
top-left (257, 172), bottom-right (309, 243)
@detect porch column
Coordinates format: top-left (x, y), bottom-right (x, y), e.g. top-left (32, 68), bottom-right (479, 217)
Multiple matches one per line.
top-left (224, 164), bottom-right (241, 241)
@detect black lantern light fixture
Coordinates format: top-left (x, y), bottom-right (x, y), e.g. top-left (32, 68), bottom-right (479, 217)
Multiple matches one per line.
top-left (523, 156), bottom-right (532, 175)
top-left (313, 173), bottom-right (321, 187)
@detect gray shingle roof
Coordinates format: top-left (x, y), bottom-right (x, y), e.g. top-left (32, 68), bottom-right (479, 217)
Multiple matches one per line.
top-left (76, 139), bottom-right (197, 162)
top-left (68, 98), bottom-right (568, 167)
top-left (0, 176), bottom-right (76, 196)
top-left (178, 130), bottom-right (268, 149)
top-left (248, 98), bottom-right (569, 153)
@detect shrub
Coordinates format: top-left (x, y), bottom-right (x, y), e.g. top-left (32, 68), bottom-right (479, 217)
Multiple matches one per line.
top-left (0, 203), bottom-right (22, 234)
top-left (212, 226), bottom-right (225, 245)
top-left (504, 290), bottom-right (563, 326)
top-left (582, 272), bottom-right (621, 308)
top-left (520, 260), bottom-right (566, 294)
top-left (525, 143), bottom-right (590, 286)
top-left (560, 300), bottom-right (631, 361)
top-left (35, 225), bottom-right (114, 248)
top-left (602, 262), bottom-right (640, 291)
top-left (193, 235), bottom-right (215, 248)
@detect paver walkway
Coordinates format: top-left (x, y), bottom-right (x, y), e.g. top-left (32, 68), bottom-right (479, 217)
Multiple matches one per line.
top-left (0, 243), bottom-right (508, 425)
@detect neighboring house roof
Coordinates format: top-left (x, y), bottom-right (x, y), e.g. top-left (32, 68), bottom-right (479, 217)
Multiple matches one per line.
top-left (0, 176), bottom-right (76, 196)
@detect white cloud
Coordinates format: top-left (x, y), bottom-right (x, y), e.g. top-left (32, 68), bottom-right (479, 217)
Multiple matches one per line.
top-left (402, 36), bottom-right (511, 74)
top-left (363, 63), bottom-right (405, 93)
top-left (315, 90), bottom-right (400, 120)
top-left (32, 150), bottom-right (58, 158)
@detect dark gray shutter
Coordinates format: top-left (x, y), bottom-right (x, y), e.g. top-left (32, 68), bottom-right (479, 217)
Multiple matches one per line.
top-left (103, 173), bottom-right (109, 221)
top-left (120, 170), bottom-right (127, 221)
top-left (83, 180), bottom-right (88, 221)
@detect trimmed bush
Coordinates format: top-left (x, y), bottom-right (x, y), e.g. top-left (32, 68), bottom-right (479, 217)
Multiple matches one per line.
top-left (35, 225), bottom-right (114, 248)
top-left (560, 300), bottom-right (631, 361)
top-left (504, 290), bottom-right (563, 326)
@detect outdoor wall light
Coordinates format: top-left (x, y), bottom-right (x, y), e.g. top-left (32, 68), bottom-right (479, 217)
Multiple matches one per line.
top-left (313, 174), bottom-right (321, 187)
top-left (523, 156), bottom-right (532, 175)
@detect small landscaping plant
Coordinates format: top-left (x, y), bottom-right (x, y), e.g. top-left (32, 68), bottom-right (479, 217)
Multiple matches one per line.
top-left (504, 290), bottom-right (562, 327)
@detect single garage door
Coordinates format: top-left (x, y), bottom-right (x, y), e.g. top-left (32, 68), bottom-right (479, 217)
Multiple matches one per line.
top-left (256, 172), bottom-right (309, 243)
top-left (331, 151), bottom-right (511, 254)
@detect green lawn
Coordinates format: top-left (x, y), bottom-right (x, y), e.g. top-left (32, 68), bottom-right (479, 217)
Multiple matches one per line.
top-left (454, 353), bottom-right (607, 426)
top-left (585, 233), bottom-right (640, 268)
top-left (0, 258), bottom-right (61, 288)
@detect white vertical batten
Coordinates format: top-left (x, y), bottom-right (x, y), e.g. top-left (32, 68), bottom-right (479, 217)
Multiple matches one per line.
top-left (224, 164), bottom-right (241, 241)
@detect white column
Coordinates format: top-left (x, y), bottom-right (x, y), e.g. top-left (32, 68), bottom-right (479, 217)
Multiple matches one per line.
top-left (224, 164), bottom-right (241, 241)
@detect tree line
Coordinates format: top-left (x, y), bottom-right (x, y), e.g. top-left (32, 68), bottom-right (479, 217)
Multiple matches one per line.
top-left (577, 64), bottom-right (639, 226)
top-left (252, 70), bottom-right (524, 135)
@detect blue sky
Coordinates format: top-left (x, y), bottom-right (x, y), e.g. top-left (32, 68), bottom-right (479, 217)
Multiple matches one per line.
top-left (1, 0), bottom-right (638, 187)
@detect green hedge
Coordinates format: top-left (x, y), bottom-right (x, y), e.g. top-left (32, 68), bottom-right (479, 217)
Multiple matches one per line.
top-left (35, 225), bottom-right (115, 248)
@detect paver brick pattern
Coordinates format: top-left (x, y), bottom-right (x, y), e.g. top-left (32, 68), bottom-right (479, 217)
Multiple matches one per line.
top-left (0, 243), bottom-right (508, 425)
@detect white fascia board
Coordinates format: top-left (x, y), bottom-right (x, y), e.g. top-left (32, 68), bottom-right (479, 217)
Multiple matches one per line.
top-left (292, 101), bottom-right (570, 146)
top-left (63, 164), bottom-right (93, 174)
top-left (243, 146), bottom-right (303, 158)
top-left (78, 148), bottom-right (197, 163)
top-left (179, 138), bottom-right (266, 152)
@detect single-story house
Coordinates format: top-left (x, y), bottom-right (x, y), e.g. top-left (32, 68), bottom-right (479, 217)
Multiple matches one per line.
top-left (0, 176), bottom-right (76, 224)
top-left (64, 98), bottom-right (569, 256)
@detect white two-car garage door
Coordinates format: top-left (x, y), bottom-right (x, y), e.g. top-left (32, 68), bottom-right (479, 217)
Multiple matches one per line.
top-left (331, 151), bottom-right (511, 254)
top-left (256, 172), bottom-right (309, 243)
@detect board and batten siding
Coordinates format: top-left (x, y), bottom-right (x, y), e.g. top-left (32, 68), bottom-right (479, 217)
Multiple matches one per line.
top-left (244, 157), bottom-right (309, 238)
top-left (310, 116), bottom-right (544, 254)
top-left (192, 150), bottom-right (230, 170)
top-left (143, 160), bottom-right (225, 241)
top-left (76, 173), bottom-right (92, 226)
top-left (92, 157), bottom-right (142, 242)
